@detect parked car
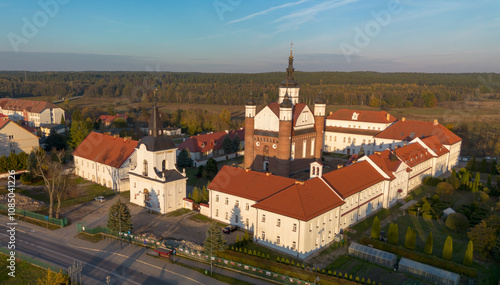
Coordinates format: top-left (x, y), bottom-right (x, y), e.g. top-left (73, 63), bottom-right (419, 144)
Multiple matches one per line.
top-left (95, 196), bottom-right (106, 203)
top-left (223, 225), bottom-right (238, 234)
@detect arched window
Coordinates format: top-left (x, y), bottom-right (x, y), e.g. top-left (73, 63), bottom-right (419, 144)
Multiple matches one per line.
top-left (162, 160), bottom-right (166, 171)
top-left (143, 160), bottom-right (148, 176)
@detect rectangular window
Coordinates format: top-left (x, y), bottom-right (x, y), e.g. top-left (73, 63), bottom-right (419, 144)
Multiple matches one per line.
top-left (225, 212), bottom-right (228, 220)
top-left (246, 203), bottom-right (249, 211)
top-left (302, 140), bottom-right (306, 158)
top-left (262, 215), bottom-right (266, 223)
top-left (246, 218), bottom-right (249, 228)
top-left (215, 209), bottom-right (219, 217)
top-left (309, 223), bottom-right (312, 232)
top-left (277, 236), bottom-right (280, 245)
top-left (323, 216), bottom-right (326, 224)
top-left (311, 139), bottom-right (315, 156)
top-left (262, 231), bottom-right (265, 240)
top-left (216, 195), bottom-right (219, 202)
top-left (291, 142), bottom-right (295, 160)
top-left (334, 136), bottom-right (337, 142)
top-left (277, 219), bottom-right (281, 227)
top-left (225, 197), bottom-right (228, 205)
top-left (293, 223), bottom-right (297, 232)
top-left (292, 241), bottom-right (296, 250)
top-left (328, 231), bottom-right (332, 239)
top-left (316, 220), bottom-right (319, 228)
top-left (235, 200), bottom-right (239, 207)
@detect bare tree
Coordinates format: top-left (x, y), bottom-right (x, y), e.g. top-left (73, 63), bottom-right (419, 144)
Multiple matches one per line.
top-left (30, 148), bottom-right (73, 218)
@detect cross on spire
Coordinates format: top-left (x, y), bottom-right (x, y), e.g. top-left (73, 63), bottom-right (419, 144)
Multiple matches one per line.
top-left (289, 41), bottom-right (293, 57)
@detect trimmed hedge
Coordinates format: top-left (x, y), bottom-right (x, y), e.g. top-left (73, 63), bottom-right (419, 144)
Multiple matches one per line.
top-left (360, 237), bottom-right (477, 277)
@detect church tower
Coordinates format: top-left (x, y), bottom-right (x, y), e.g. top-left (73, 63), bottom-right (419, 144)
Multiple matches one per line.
top-left (277, 94), bottom-right (293, 177)
top-left (314, 88), bottom-right (326, 161)
top-left (244, 90), bottom-right (256, 169)
top-left (243, 44), bottom-right (324, 177)
top-left (278, 43), bottom-right (300, 105)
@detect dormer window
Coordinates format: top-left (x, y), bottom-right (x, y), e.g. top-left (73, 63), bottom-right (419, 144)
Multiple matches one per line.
top-left (143, 160), bottom-right (148, 176)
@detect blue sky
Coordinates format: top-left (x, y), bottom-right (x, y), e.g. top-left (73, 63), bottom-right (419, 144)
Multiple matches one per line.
top-left (1, 0), bottom-right (499, 72)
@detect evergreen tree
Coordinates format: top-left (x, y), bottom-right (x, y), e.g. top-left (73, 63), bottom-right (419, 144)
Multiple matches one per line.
top-left (463, 240), bottom-right (473, 266)
top-left (491, 160), bottom-right (497, 175)
top-left (69, 119), bottom-right (90, 149)
top-left (204, 222), bottom-right (227, 274)
top-left (233, 134), bottom-right (241, 151)
top-left (205, 158), bottom-right (218, 180)
top-left (60, 114), bottom-right (66, 125)
top-left (177, 148), bottom-right (193, 168)
top-left (107, 199), bottom-right (133, 232)
top-left (371, 216), bottom-right (381, 239)
top-left (471, 156), bottom-right (476, 171)
top-left (221, 134), bottom-right (235, 154)
top-left (388, 223), bottom-right (398, 245)
top-left (424, 232), bottom-right (433, 255)
top-left (442, 236), bottom-right (453, 260)
top-left (451, 168), bottom-right (456, 178)
top-left (480, 159), bottom-right (488, 173)
top-left (487, 174), bottom-right (492, 187)
top-left (405, 227), bottom-right (416, 249)
top-left (201, 185), bottom-right (209, 203)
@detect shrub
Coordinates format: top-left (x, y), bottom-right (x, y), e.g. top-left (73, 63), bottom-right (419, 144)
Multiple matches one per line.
top-left (463, 240), bottom-right (473, 266)
top-left (432, 194), bottom-right (440, 204)
top-left (337, 271), bottom-right (342, 278)
top-left (436, 182), bottom-right (454, 196)
top-left (20, 172), bottom-right (32, 183)
top-left (423, 176), bottom-right (442, 186)
top-left (244, 248), bottom-right (247, 254)
top-left (361, 278), bottom-right (365, 284)
top-left (474, 191), bottom-right (489, 203)
top-left (422, 213), bottom-right (434, 220)
top-left (344, 273), bottom-right (348, 278)
top-left (276, 256), bottom-right (280, 262)
top-left (266, 254), bottom-right (270, 260)
top-left (421, 201), bottom-right (431, 213)
top-left (367, 278), bottom-right (371, 284)
top-left (355, 276), bottom-right (360, 282)
top-left (442, 236), bottom-right (453, 260)
top-left (446, 175), bottom-right (460, 190)
top-left (371, 216), bottom-right (381, 239)
top-left (413, 187), bottom-right (422, 196)
top-left (281, 257), bottom-right (285, 263)
top-left (424, 232), bottom-right (433, 255)
top-left (349, 274), bottom-right (352, 280)
top-left (445, 213), bottom-right (470, 232)
top-left (388, 223), bottom-right (398, 245)
top-left (327, 270), bottom-right (332, 275)
top-left (404, 227), bottom-right (416, 249)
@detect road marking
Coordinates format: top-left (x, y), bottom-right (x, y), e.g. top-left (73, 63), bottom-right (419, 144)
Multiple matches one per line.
top-left (32, 244), bottom-right (142, 285)
top-left (66, 242), bottom-right (203, 285)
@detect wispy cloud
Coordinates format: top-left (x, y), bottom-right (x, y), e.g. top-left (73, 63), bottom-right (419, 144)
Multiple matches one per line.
top-left (273, 0), bottom-right (358, 33)
top-left (227, 0), bottom-right (310, 25)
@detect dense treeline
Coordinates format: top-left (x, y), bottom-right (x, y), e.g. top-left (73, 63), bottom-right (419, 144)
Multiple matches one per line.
top-left (0, 71), bottom-right (498, 107)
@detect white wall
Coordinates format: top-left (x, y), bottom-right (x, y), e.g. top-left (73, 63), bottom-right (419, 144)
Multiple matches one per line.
top-left (207, 190), bottom-right (258, 232)
top-left (0, 122), bottom-right (39, 156)
top-left (254, 106), bottom-right (279, 132)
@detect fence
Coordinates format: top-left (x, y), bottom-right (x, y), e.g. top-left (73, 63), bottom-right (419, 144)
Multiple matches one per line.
top-left (77, 224), bottom-right (311, 285)
top-left (0, 204), bottom-right (68, 227)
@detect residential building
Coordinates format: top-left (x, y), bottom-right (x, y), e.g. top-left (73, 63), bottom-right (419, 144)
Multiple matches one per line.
top-left (0, 117), bottom-right (39, 156)
top-left (177, 129), bottom-right (245, 167)
top-left (0, 98), bottom-right (65, 127)
top-left (99, 114), bottom-right (128, 127)
top-left (39, 123), bottom-right (66, 138)
top-left (73, 132), bottom-right (138, 191)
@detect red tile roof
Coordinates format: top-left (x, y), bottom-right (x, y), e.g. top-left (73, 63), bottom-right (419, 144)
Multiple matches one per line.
top-left (0, 98), bottom-right (61, 114)
top-left (325, 126), bottom-right (381, 136)
top-left (366, 150), bottom-right (403, 179)
top-left (178, 129), bottom-right (244, 153)
top-left (268, 102), bottom-right (280, 117)
top-left (0, 117), bottom-right (10, 129)
top-left (420, 136), bottom-right (449, 157)
top-left (208, 166), bottom-right (295, 202)
top-left (99, 114), bottom-right (128, 124)
top-left (327, 109), bottom-right (397, 123)
top-left (253, 177), bottom-right (344, 221)
top-left (263, 102), bottom-right (312, 128)
top-left (322, 161), bottom-right (385, 198)
top-left (394, 143), bottom-right (434, 168)
top-left (375, 120), bottom-right (461, 145)
top-left (0, 114), bottom-right (7, 118)
top-left (72, 132), bottom-right (138, 168)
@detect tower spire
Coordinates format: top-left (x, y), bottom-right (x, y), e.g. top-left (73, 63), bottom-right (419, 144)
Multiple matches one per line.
top-left (149, 88), bottom-right (163, 137)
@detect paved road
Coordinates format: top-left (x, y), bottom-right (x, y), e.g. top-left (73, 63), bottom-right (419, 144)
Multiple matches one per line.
top-left (0, 216), bottom-right (275, 285)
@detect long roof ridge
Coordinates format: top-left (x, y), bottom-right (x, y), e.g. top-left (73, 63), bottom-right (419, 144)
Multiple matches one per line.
top-left (318, 176), bottom-right (344, 201)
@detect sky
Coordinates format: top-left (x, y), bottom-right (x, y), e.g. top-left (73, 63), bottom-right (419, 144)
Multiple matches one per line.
top-left (0, 0), bottom-right (499, 73)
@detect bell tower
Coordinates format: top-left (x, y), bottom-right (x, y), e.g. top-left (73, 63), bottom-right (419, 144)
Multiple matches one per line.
top-left (278, 42), bottom-right (300, 105)
top-left (244, 89), bottom-right (256, 169)
top-left (277, 94), bottom-right (292, 177)
top-left (314, 85), bottom-right (326, 161)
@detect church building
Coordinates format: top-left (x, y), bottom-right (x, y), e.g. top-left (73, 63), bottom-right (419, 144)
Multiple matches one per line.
top-left (129, 103), bottom-right (187, 214)
top-left (244, 48), bottom-right (325, 177)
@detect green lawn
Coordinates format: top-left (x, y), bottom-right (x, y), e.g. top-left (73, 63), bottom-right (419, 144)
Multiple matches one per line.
top-left (167, 208), bottom-right (191, 217)
top-left (0, 253), bottom-right (52, 285)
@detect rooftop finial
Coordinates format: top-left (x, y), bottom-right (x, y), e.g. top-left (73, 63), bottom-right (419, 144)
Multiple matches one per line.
top-left (289, 41), bottom-right (293, 58)
top-left (153, 87), bottom-right (158, 106)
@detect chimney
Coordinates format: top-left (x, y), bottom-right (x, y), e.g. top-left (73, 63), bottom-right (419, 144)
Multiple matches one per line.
top-left (295, 181), bottom-right (304, 185)
top-left (374, 151), bottom-right (381, 155)
top-left (402, 117), bottom-right (406, 122)
top-left (245, 168), bottom-right (250, 172)
top-left (337, 164), bottom-right (343, 169)
top-left (386, 113), bottom-right (390, 121)
top-left (266, 172), bottom-right (271, 176)
top-left (113, 134), bottom-right (118, 138)
top-left (330, 112), bottom-right (333, 115)
top-left (433, 119), bottom-right (438, 126)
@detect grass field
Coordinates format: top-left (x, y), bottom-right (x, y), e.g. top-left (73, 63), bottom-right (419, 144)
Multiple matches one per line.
top-left (0, 253), bottom-right (51, 285)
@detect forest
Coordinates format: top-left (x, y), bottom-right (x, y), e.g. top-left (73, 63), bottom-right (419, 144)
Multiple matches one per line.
top-left (0, 71), bottom-right (499, 108)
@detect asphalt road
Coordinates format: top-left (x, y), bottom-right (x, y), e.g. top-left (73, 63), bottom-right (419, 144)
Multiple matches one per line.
top-left (0, 221), bottom-right (224, 285)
